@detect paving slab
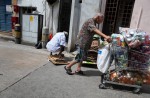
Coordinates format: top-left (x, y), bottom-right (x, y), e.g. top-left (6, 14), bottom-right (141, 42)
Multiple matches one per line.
top-left (0, 40), bottom-right (49, 91)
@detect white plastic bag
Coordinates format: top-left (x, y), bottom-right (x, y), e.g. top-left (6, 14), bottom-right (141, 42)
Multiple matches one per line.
top-left (97, 44), bottom-right (111, 73)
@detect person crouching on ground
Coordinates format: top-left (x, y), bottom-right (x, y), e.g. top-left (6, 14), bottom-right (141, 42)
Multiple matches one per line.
top-left (64, 13), bottom-right (112, 75)
top-left (46, 31), bottom-right (68, 58)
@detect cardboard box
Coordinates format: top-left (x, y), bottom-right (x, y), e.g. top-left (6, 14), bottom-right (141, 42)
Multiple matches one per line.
top-left (91, 39), bottom-right (99, 47)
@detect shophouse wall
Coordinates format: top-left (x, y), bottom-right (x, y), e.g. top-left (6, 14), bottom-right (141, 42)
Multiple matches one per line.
top-left (79, 0), bottom-right (101, 30)
top-left (17, 0), bottom-right (60, 35)
top-left (130, 0), bottom-right (150, 33)
top-left (18, 0), bottom-right (102, 51)
top-left (68, 0), bottom-right (101, 51)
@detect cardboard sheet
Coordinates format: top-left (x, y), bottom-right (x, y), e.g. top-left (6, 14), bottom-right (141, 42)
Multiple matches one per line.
top-left (48, 55), bottom-right (69, 65)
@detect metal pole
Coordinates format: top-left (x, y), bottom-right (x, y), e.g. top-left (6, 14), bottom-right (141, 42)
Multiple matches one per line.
top-left (45, 0), bottom-right (47, 26)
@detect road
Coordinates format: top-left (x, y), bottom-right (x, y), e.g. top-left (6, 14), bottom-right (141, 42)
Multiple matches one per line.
top-left (0, 39), bottom-right (150, 98)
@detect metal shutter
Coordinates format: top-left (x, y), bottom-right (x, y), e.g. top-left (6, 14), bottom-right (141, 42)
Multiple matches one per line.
top-left (0, 0), bottom-right (12, 32)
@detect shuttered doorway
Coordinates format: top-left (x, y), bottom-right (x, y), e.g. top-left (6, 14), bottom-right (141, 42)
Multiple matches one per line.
top-left (58, 0), bottom-right (72, 33)
top-left (102, 0), bottom-right (135, 35)
top-left (0, 0), bottom-right (12, 32)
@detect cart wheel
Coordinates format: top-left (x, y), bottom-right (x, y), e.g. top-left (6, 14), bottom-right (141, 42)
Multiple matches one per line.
top-left (99, 83), bottom-right (106, 89)
top-left (132, 88), bottom-right (140, 94)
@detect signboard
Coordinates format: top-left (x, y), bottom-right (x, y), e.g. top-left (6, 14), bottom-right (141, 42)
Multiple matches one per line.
top-left (6, 5), bottom-right (13, 12)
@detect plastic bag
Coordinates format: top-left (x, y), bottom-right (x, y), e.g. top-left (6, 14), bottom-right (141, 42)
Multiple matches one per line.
top-left (111, 34), bottom-right (125, 47)
top-left (97, 44), bottom-right (111, 73)
top-left (35, 41), bottom-right (42, 49)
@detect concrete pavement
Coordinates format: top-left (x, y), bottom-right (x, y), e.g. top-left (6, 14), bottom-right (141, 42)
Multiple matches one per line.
top-left (0, 32), bottom-right (14, 41)
top-left (0, 39), bottom-right (48, 92)
top-left (0, 37), bottom-right (150, 98)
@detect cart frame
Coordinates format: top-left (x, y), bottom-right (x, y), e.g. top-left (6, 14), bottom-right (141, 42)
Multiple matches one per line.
top-left (99, 43), bottom-right (150, 94)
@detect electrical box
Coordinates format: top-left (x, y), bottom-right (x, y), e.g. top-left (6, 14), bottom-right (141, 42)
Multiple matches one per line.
top-left (22, 14), bottom-right (43, 44)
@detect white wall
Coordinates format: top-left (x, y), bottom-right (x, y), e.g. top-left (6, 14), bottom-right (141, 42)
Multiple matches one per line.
top-left (47, 2), bottom-right (60, 35)
top-left (18, 0), bottom-right (102, 51)
top-left (79, 0), bottom-right (101, 30)
top-left (18, 0), bottom-right (44, 13)
top-left (68, 0), bottom-right (81, 51)
top-left (68, 0), bottom-right (101, 51)
top-left (18, 0), bottom-right (60, 35)
top-left (130, 0), bottom-right (150, 34)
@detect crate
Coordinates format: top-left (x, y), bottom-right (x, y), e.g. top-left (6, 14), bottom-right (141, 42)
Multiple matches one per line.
top-left (128, 50), bottom-right (150, 70)
top-left (91, 39), bottom-right (99, 47)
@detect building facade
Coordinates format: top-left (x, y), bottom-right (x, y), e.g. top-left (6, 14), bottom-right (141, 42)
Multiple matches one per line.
top-left (1, 0), bottom-right (150, 51)
top-left (0, 0), bottom-right (12, 32)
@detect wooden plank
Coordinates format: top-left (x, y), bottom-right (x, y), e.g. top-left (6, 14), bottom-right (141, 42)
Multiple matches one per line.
top-left (48, 55), bottom-right (68, 65)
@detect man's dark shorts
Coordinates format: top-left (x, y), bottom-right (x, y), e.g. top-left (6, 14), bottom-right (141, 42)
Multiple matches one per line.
top-left (74, 46), bottom-right (88, 63)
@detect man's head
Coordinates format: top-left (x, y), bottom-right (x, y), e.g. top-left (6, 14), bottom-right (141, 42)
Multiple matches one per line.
top-left (93, 13), bottom-right (104, 24)
top-left (63, 31), bottom-right (68, 36)
top-left (63, 31), bottom-right (68, 42)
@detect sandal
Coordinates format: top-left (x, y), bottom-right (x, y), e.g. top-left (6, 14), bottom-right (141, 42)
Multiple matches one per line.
top-left (75, 70), bottom-right (85, 75)
top-left (64, 66), bottom-right (74, 75)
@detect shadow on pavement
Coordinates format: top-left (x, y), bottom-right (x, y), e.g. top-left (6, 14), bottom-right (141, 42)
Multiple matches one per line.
top-left (83, 70), bottom-right (102, 77)
top-left (141, 84), bottom-right (150, 94)
top-left (82, 64), bottom-right (97, 69)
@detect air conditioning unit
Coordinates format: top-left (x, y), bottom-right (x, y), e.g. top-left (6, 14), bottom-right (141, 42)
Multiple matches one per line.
top-left (22, 14), bottom-right (43, 44)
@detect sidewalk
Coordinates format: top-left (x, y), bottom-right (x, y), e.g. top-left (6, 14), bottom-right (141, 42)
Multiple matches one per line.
top-left (1, 32), bottom-right (149, 98)
top-left (0, 32), bottom-right (14, 41)
top-left (0, 31), bottom-right (75, 58)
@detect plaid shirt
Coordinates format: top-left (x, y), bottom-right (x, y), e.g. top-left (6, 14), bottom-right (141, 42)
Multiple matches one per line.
top-left (77, 18), bottom-right (97, 50)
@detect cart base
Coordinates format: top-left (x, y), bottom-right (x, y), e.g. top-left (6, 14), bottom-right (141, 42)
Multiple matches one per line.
top-left (99, 81), bottom-right (142, 94)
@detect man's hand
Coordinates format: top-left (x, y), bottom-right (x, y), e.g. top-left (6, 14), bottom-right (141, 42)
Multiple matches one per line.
top-left (58, 45), bottom-right (65, 59)
top-left (105, 36), bottom-right (112, 43)
top-left (58, 53), bottom-right (64, 59)
top-left (93, 29), bottom-right (112, 43)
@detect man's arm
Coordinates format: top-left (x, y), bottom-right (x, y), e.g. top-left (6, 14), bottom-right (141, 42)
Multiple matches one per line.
top-left (93, 28), bottom-right (112, 42)
top-left (58, 45), bottom-right (65, 58)
top-left (58, 34), bottom-right (66, 57)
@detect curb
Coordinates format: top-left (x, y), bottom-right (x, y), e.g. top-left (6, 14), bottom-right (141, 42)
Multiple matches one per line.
top-left (0, 33), bottom-right (75, 58)
top-left (0, 34), bottom-right (15, 41)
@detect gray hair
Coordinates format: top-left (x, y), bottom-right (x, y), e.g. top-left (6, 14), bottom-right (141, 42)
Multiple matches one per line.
top-left (63, 31), bottom-right (68, 36)
top-left (94, 13), bottom-right (104, 18)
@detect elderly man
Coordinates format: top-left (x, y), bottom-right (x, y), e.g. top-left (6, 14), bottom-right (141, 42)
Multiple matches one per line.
top-left (46, 31), bottom-right (68, 58)
top-left (64, 13), bottom-right (112, 75)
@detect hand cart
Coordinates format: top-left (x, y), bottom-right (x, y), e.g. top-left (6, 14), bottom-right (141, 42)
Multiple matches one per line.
top-left (98, 42), bottom-right (150, 94)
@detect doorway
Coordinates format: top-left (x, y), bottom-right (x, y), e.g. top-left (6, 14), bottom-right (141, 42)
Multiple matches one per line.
top-left (58, 0), bottom-right (72, 33)
top-left (102, 0), bottom-right (135, 35)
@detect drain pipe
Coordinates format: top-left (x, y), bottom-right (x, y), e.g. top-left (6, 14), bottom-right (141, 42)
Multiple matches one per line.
top-left (49, 5), bottom-right (54, 40)
top-left (136, 7), bottom-right (143, 29)
top-left (42, 0), bottom-right (49, 48)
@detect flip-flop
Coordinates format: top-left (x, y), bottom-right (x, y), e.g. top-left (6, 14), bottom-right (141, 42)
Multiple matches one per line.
top-left (64, 66), bottom-right (74, 75)
top-left (75, 70), bottom-right (85, 75)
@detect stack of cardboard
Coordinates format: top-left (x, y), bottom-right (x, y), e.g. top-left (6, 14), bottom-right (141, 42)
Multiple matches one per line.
top-left (83, 37), bottom-right (100, 65)
top-left (90, 39), bottom-right (100, 50)
top-left (48, 55), bottom-right (68, 65)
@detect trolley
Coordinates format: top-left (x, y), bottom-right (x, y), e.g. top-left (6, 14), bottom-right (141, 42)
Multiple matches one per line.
top-left (98, 42), bottom-right (150, 94)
